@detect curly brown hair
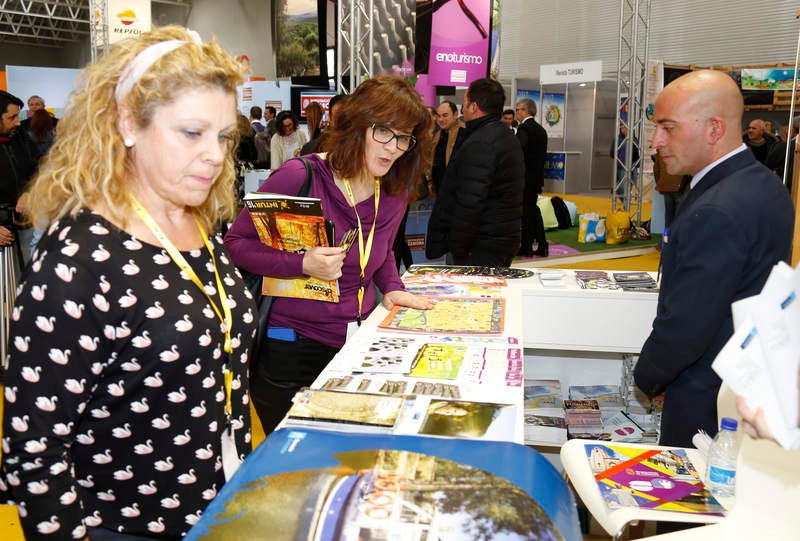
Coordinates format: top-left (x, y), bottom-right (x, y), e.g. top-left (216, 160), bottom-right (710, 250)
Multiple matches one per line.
top-left (321, 76), bottom-right (432, 196)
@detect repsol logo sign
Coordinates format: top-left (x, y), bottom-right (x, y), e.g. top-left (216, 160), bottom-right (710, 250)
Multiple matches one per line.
top-left (435, 52), bottom-right (484, 65)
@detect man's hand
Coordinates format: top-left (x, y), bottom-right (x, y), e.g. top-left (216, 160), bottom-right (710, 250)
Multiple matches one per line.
top-left (0, 226), bottom-right (14, 246)
top-left (382, 290), bottom-right (436, 311)
top-left (301, 246), bottom-right (346, 281)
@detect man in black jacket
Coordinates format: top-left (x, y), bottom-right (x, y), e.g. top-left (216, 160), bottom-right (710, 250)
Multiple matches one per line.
top-left (426, 78), bottom-right (525, 267)
top-left (0, 90), bottom-right (40, 261)
top-left (515, 97), bottom-right (548, 257)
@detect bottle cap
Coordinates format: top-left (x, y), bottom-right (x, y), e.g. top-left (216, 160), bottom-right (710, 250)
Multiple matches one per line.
top-left (720, 417), bottom-right (738, 431)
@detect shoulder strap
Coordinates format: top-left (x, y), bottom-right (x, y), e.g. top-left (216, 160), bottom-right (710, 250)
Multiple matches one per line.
top-left (296, 156), bottom-right (313, 197)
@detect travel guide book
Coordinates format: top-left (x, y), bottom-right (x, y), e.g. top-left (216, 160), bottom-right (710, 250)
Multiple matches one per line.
top-left (244, 192), bottom-right (355, 303)
top-left (378, 297), bottom-right (505, 334)
top-left (185, 428), bottom-right (582, 541)
top-left (585, 443), bottom-right (725, 516)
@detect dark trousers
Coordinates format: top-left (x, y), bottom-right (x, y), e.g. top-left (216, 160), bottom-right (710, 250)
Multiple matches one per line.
top-left (249, 333), bottom-right (339, 435)
top-left (393, 206), bottom-right (413, 271)
top-left (521, 188), bottom-right (546, 250)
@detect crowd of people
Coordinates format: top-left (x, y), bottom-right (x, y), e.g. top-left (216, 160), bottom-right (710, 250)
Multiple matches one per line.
top-left (0, 22), bottom-right (796, 541)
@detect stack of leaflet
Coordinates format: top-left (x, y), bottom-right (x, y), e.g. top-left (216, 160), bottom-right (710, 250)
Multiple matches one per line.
top-left (575, 270), bottom-right (620, 290)
top-left (569, 384), bottom-right (624, 419)
top-left (523, 379), bottom-right (567, 445)
top-left (712, 261), bottom-right (800, 451)
top-left (620, 355), bottom-right (661, 443)
top-left (612, 271), bottom-right (659, 292)
top-left (568, 384), bottom-right (642, 442)
top-left (564, 399), bottom-right (605, 439)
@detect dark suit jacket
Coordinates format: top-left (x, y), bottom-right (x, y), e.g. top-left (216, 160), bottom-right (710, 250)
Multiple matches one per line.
top-left (515, 116), bottom-right (548, 192)
top-left (634, 148), bottom-right (794, 447)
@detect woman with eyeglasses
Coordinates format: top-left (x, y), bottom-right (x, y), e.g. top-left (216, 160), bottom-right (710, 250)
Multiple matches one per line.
top-left (270, 110), bottom-right (307, 169)
top-left (225, 75), bottom-right (435, 434)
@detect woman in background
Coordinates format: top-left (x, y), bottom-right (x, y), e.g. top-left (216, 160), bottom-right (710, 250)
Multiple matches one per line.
top-left (269, 110), bottom-right (307, 169)
top-left (225, 76), bottom-right (435, 434)
top-left (1, 26), bottom-right (256, 540)
top-left (27, 109), bottom-right (57, 156)
top-left (299, 100), bottom-right (324, 155)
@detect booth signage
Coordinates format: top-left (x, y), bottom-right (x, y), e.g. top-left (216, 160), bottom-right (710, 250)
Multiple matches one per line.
top-left (540, 61), bottom-right (602, 85)
top-left (106, 0), bottom-right (152, 44)
top-left (299, 92), bottom-right (337, 116)
top-left (544, 152), bottom-right (566, 182)
top-left (427, 0), bottom-right (492, 86)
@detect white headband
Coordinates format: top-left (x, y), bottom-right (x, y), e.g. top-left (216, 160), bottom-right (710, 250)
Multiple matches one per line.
top-left (114, 30), bottom-right (202, 103)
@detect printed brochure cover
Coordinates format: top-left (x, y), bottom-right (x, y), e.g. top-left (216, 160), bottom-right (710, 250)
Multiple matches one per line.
top-left (244, 192), bottom-right (339, 302)
top-left (378, 298), bottom-right (505, 334)
top-left (585, 443), bottom-right (725, 515)
top-left (185, 428), bottom-right (582, 541)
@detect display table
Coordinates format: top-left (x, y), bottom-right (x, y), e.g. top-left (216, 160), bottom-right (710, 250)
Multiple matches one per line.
top-left (559, 439), bottom-right (728, 540)
top-left (308, 291), bottom-right (527, 443)
top-left (512, 269), bottom-right (658, 352)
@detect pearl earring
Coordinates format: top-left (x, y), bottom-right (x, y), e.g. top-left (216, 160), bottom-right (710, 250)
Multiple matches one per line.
top-left (124, 138), bottom-right (134, 148)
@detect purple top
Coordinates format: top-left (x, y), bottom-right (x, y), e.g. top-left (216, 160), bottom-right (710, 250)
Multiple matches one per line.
top-left (225, 154), bottom-right (407, 347)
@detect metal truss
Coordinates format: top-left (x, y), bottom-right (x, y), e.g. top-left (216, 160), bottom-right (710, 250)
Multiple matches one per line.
top-left (336, 0), bottom-right (374, 94)
top-left (613, 0), bottom-right (651, 224)
top-left (0, 0), bottom-right (191, 54)
top-left (0, 0), bottom-right (90, 49)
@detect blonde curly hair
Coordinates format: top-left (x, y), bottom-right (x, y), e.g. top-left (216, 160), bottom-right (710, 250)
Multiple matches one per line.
top-left (27, 25), bottom-right (246, 233)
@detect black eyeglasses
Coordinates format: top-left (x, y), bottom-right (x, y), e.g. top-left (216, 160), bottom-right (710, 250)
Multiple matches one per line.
top-left (371, 124), bottom-right (416, 151)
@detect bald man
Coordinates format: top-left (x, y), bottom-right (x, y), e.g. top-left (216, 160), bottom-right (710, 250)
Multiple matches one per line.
top-left (634, 70), bottom-right (794, 448)
top-left (744, 118), bottom-right (774, 164)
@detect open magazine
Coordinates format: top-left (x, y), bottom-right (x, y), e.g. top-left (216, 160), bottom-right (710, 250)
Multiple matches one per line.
top-left (185, 428), bottom-right (582, 541)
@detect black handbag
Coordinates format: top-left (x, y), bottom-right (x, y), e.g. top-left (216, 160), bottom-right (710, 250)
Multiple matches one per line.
top-left (241, 156), bottom-right (313, 365)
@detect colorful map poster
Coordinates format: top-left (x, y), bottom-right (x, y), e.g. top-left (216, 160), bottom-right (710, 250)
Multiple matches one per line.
top-left (585, 444), bottom-right (725, 515)
top-left (379, 298), bottom-right (505, 334)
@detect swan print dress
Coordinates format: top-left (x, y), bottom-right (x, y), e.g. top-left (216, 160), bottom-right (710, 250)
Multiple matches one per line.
top-left (0, 209), bottom-right (257, 540)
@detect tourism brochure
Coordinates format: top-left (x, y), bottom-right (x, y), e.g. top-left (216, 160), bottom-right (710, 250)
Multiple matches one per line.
top-left (396, 397), bottom-right (518, 442)
top-left (185, 428), bottom-right (583, 541)
top-left (378, 298), bottom-right (505, 334)
top-left (524, 408), bottom-right (568, 446)
top-left (575, 270), bottom-right (620, 290)
top-left (405, 264), bottom-right (535, 279)
top-left (284, 388), bottom-right (407, 430)
top-left (401, 272), bottom-right (508, 287)
top-left (347, 335), bottom-right (426, 374)
top-left (403, 283), bottom-right (504, 298)
top-left (585, 443), bottom-right (725, 516)
top-left (524, 379), bottom-right (564, 409)
top-left (243, 191), bottom-right (328, 252)
top-left (243, 191), bottom-right (345, 302)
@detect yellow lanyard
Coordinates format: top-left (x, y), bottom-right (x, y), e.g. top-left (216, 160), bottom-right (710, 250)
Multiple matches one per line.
top-left (128, 193), bottom-right (235, 415)
top-left (342, 178), bottom-right (380, 323)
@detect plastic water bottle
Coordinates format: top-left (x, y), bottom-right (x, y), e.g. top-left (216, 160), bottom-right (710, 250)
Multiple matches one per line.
top-left (705, 417), bottom-right (740, 498)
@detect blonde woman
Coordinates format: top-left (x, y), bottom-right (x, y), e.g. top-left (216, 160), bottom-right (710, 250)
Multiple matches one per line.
top-left (1, 26), bottom-right (257, 540)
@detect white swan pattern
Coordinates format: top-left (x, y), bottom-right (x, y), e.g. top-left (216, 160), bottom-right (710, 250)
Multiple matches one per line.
top-left (1, 211), bottom-right (255, 537)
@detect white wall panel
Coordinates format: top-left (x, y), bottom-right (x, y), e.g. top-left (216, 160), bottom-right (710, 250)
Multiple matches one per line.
top-left (499, 0), bottom-right (800, 81)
